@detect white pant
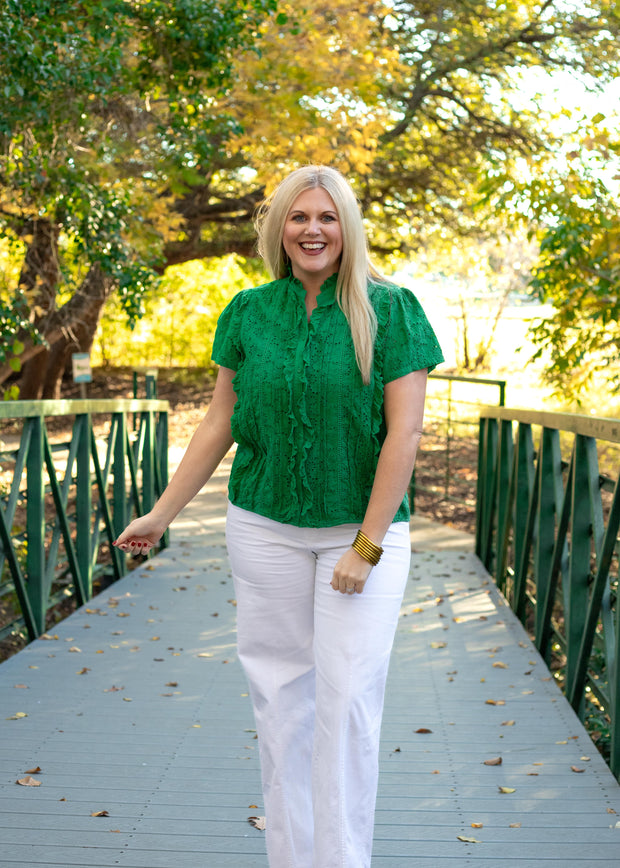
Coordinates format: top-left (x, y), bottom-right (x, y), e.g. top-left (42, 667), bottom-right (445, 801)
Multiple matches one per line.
top-left (225, 503), bottom-right (411, 868)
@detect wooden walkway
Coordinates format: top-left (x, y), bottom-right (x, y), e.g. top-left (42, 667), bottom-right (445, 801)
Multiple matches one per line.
top-left (1, 458), bottom-right (619, 867)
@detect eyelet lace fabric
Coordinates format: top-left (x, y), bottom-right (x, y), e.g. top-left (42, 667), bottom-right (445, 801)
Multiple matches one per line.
top-left (211, 273), bottom-right (444, 528)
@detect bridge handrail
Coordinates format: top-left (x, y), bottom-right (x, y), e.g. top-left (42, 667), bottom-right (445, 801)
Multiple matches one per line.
top-left (476, 405), bottom-right (620, 779)
top-left (0, 398), bottom-right (169, 648)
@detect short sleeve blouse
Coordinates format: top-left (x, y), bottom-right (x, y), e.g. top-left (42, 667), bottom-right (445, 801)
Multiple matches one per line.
top-left (212, 273), bottom-right (443, 528)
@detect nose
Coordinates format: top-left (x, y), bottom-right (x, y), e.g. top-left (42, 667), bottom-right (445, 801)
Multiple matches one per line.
top-left (304, 217), bottom-right (321, 235)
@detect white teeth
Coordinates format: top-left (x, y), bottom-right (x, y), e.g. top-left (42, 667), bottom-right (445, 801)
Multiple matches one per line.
top-left (301, 243), bottom-right (325, 249)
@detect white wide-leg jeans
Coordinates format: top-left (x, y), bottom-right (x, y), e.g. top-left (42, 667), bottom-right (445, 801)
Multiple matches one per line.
top-left (225, 502), bottom-right (411, 868)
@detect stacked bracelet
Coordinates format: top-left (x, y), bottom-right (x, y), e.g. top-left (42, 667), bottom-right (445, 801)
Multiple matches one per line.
top-left (351, 530), bottom-right (384, 566)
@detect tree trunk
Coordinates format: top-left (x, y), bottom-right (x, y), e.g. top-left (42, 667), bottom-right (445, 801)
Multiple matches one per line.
top-left (17, 218), bottom-right (60, 399)
top-left (2, 263), bottom-right (114, 393)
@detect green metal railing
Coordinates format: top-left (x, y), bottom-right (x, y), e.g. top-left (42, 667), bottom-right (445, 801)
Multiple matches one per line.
top-left (410, 373), bottom-right (506, 513)
top-left (0, 399), bottom-right (169, 645)
top-left (476, 407), bottom-right (620, 778)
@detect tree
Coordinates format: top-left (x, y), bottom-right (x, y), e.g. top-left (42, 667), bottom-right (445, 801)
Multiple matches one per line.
top-left (0, 0), bottom-right (276, 397)
top-left (480, 111), bottom-right (620, 402)
top-left (3, 0), bottom-right (620, 397)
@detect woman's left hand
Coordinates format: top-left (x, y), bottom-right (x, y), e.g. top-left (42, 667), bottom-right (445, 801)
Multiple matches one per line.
top-left (331, 547), bottom-right (373, 595)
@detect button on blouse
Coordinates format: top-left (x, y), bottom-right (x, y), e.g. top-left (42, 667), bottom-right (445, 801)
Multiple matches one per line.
top-left (212, 273), bottom-right (443, 528)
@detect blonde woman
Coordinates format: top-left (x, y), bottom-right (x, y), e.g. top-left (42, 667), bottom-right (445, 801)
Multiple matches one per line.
top-left (115, 165), bottom-right (443, 867)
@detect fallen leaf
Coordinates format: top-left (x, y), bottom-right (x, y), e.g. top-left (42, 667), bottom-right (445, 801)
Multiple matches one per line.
top-left (483, 756), bottom-right (502, 766)
top-left (485, 699), bottom-right (506, 706)
top-left (457, 835), bottom-right (482, 843)
top-left (91, 810), bottom-right (109, 817)
top-left (77, 667), bottom-right (90, 675)
top-left (166, 682), bottom-right (178, 687)
top-left (430, 641), bottom-right (447, 649)
top-left (25, 767), bottom-right (42, 774)
top-left (571, 766), bottom-right (586, 773)
top-left (68, 647), bottom-right (81, 653)
top-left (197, 653), bottom-right (213, 658)
top-left (40, 634), bottom-right (59, 640)
top-left (122, 697), bottom-right (132, 702)
top-left (580, 756), bottom-right (591, 762)
top-left (415, 727), bottom-right (433, 734)
top-left (13, 684), bottom-right (28, 689)
top-left (501, 720), bottom-right (516, 726)
top-left (498, 786), bottom-right (516, 794)
top-left (607, 808), bottom-right (617, 814)
top-left (248, 816), bottom-right (266, 830)
top-left (471, 823), bottom-right (484, 829)
top-left (6, 712), bottom-right (27, 720)
top-left (509, 822), bottom-right (522, 828)
top-left (16, 776), bottom-right (41, 787)
top-left (493, 662), bottom-right (509, 669)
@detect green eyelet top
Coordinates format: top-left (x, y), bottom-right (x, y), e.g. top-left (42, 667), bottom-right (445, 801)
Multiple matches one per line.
top-left (212, 273), bottom-right (443, 528)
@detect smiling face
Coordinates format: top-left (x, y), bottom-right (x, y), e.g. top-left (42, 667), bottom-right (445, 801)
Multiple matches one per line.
top-left (282, 186), bottom-right (343, 288)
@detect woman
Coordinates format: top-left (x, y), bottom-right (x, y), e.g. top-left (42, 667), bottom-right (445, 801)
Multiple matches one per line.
top-left (114, 165), bottom-right (443, 867)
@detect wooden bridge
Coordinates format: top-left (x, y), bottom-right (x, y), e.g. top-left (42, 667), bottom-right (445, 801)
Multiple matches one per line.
top-left (1, 457), bottom-right (618, 867)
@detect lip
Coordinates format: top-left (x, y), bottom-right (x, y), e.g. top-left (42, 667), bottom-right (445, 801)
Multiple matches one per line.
top-left (300, 242), bottom-right (327, 253)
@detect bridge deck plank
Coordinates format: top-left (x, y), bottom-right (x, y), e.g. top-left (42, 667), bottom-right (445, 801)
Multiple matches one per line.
top-left (1, 464), bottom-right (618, 866)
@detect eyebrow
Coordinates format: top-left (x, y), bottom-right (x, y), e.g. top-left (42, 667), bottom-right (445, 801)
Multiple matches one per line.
top-left (288, 208), bottom-right (338, 216)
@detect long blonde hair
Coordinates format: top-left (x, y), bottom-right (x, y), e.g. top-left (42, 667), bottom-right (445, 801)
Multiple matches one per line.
top-left (254, 165), bottom-right (386, 384)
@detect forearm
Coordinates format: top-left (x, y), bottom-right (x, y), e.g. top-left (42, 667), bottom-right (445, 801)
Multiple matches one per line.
top-left (360, 428), bottom-right (421, 544)
top-left (150, 414), bottom-right (234, 528)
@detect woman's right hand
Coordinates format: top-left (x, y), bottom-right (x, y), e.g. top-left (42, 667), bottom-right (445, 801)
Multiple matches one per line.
top-left (113, 513), bottom-right (167, 556)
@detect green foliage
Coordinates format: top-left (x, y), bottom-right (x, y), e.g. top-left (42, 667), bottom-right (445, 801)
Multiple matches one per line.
top-left (0, 0), bottom-right (276, 370)
top-left (93, 255), bottom-right (266, 368)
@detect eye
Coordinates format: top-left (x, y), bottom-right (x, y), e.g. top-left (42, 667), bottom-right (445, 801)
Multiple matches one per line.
top-left (290, 213), bottom-right (306, 222)
top-left (322, 214), bottom-right (336, 222)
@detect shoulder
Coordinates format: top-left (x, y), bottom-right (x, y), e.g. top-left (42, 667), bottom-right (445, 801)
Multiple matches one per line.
top-left (227, 278), bottom-right (287, 307)
top-left (369, 281), bottom-right (426, 322)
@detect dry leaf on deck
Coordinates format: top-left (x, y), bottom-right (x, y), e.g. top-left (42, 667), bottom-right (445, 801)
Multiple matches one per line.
top-left (6, 712), bottom-right (27, 720)
top-left (415, 727), bottom-right (433, 734)
top-left (248, 816), bottom-right (266, 830)
top-left (498, 786), bottom-right (516, 794)
top-left (457, 835), bottom-right (481, 843)
top-left (25, 767), bottom-right (41, 774)
top-left (91, 810), bottom-right (110, 817)
top-left (485, 699), bottom-right (506, 706)
top-left (16, 776), bottom-right (41, 787)
top-left (483, 756), bottom-right (502, 766)
top-left (571, 766), bottom-right (585, 773)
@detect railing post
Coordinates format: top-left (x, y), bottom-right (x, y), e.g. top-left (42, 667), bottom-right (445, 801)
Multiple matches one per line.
top-left (25, 416), bottom-right (46, 635)
top-left (564, 436), bottom-right (596, 713)
top-left (495, 419), bottom-right (514, 594)
top-left (112, 412), bottom-right (128, 576)
top-left (142, 410), bottom-right (155, 514)
top-left (74, 414), bottom-right (92, 603)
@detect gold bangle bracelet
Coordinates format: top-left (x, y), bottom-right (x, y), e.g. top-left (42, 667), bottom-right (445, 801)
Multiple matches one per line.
top-left (351, 530), bottom-right (384, 566)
